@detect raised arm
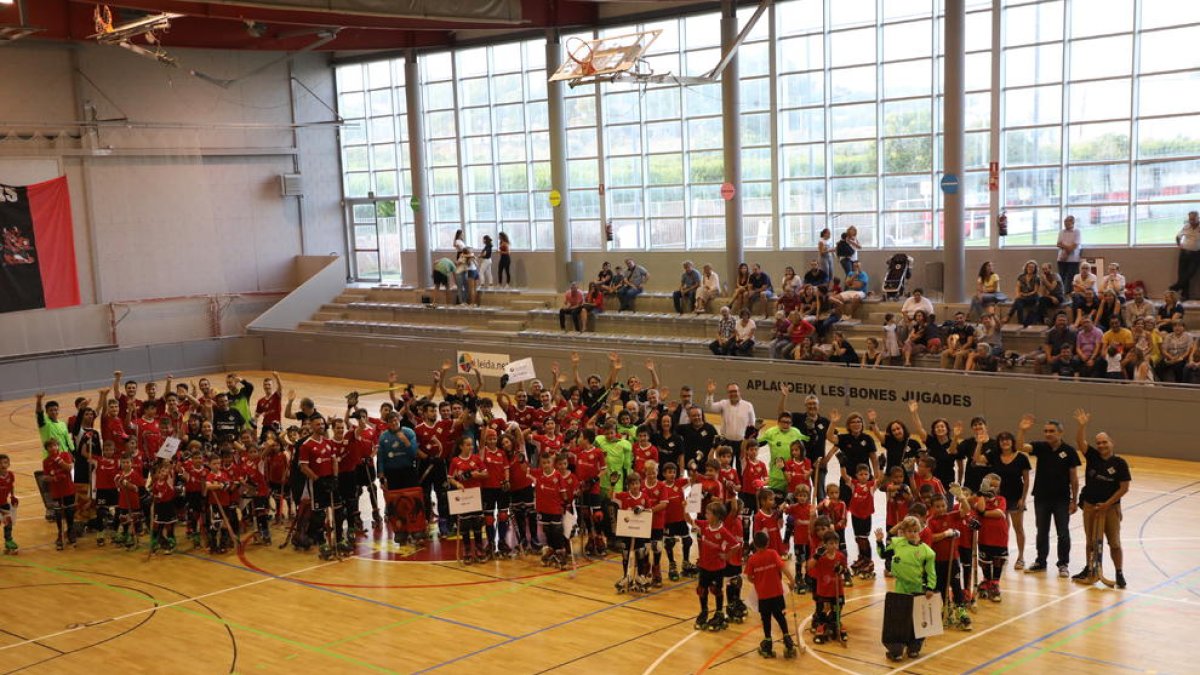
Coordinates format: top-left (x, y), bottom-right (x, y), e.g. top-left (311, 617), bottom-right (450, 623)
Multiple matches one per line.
top-left (604, 352), bottom-right (623, 389)
top-left (777, 388), bottom-right (789, 418)
top-left (1073, 408), bottom-right (1089, 456)
top-left (284, 390), bottom-right (297, 420)
top-left (645, 359), bottom-right (660, 390)
top-left (908, 400), bottom-right (927, 441)
top-left (825, 409), bottom-right (841, 446)
top-left (571, 351), bottom-right (585, 390)
top-left (1016, 413), bottom-right (1035, 452)
top-left (865, 409), bottom-right (883, 444)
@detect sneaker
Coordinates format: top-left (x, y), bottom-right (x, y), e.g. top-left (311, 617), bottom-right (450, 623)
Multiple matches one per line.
top-left (1014, 558), bottom-right (1025, 570)
top-left (1071, 567), bottom-right (1093, 581)
top-left (1025, 561), bottom-right (1047, 573)
top-left (1116, 571), bottom-right (1127, 589)
top-left (1058, 564), bottom-right (1070, 578)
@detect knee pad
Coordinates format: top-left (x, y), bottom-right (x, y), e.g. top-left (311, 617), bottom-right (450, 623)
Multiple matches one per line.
top-left (592, 510), bottom-right (605, 524)
top-left (485, 514), bottom-right (495, 527)
top-left (696, 584), bottom-right (709, 599)
top-left (498, 511), bottom-right (509, 523)
top-left (728, 576), bottom-right (742, 591)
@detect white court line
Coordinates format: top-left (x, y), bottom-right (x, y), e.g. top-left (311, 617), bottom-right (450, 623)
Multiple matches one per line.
top-left (1117, 589), bottom-right (1200, 607)
top-left (641, 629), bottom-right (699, 675)
top-left (0, 560), bottom-right (337, 651)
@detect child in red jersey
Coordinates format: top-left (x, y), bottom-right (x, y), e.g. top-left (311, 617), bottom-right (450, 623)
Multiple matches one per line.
top-left (642, 461), bottom-right (670, 587)
top-left (631, 425), bottom-right (659, 475)
top-left (745, 530), bottom-right (800, 659)
top-left (556, 452), bottom-right (580, 563)
top-left (614, 471), bottom-right (650, 591)
top-left (722, 497), bottom-right (750, 623)
top-left (0, 454), bottom-right (17, 554)
top-left (818, 482), bottom-right (853, 586)
top-left (43, 439), bottom-right (76, 550)
top-left (530, 417), bottom-right (566, 461)
top-left (659, 462), bottom-right (692, 580)
top-left (115, 455), bottom-right (142, 548)
top-left (149, 462), bottom-right (179, 553)
top-left (810, 531), bottom-right (848, 644)
top-left (927, 493), bottom-right (971, 630)
top-left (695, 500), bottom-right (742, 632)
top-left (782, 441), bottom-right (813, 494)
top-left (449, 436), bottom-right (489, 563)
top-left (241, 447), bottom-right (272, 545)
top-left (786, 484), bottom-right (814, 592)
top-left (480, 429), bottom-right (512, 556)
top-left (974, 473), bottom-right (1008, 601)
top-left (739, 442), bottom-right (769, 541)
top-left (910, 456), bottom-right (946, 498)
top-left (533, 453), bottom-right (569, 567)
top-left (264, 437), bottom-right (291, 522)
top-left (715, 446), bottom-right (739, 503)
top-left (691, 459), bottom-right (725, 528)
top-left (752, 487), bottom-right (786, 556)
top-left (806, 515), bottom-right (834, 592)
top-left (205, 452), bottom-right (236, 554)
top-left (842, 463), bottom-right (878, 579)
top-left (572, 429), bottom-right (607, 557)
top-left (504, 430), bottom-right (536, 553)
top-left (91, 440), bottom-right (120, 546)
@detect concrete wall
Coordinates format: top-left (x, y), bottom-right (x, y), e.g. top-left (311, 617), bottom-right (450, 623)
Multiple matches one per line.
top-left (257, 329), bottom-right (1200, 461)
top-left (0, 42), bottom-right (345, 352)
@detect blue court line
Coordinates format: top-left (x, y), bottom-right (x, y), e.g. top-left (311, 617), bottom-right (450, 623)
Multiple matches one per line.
top-left (1050, 650), bottom-right (1165, 674)
top-left (182, 552), bottom-right (515, 640)
top-left (412, 577), bottom-right (697, 674)
top-left (961, 562), bottom-right (1200, 674)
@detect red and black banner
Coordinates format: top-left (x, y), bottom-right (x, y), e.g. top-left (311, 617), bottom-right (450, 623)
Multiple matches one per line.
top-left (0, 176), bottom-right (80, 314)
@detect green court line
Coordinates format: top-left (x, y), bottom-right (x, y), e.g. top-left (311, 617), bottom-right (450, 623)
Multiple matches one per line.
top-left (6, 557), bottom-right (399, 674)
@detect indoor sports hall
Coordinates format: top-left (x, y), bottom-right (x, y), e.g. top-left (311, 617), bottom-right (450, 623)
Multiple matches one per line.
top-left (2, 1), bottom-right (1200, 674)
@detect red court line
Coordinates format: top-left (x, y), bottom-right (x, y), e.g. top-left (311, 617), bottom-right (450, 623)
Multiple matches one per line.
top-left (694, 624), bottom-right (759, 673)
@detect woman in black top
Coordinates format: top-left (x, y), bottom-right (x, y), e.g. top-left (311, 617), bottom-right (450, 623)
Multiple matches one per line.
top-left (869, 411), bottom-right (923, 475)
top-left (596, 261), bottom-right (616, 293)
top-left (908, 402), bottom-right (961, 499)
top-left (822, 410), bottom-right (880, 502)
top-left (497, 231), bottom-right (512, 287)
top-left (991, 431), bottom-right (1032, 569)
top-left (652, 414), bottom-right (685, 479)
top-left (479, 235), bottom-right (494, 287)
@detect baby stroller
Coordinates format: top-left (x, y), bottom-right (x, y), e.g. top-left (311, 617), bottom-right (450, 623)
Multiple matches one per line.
top-left (882, 254), bottom-right (913, 301)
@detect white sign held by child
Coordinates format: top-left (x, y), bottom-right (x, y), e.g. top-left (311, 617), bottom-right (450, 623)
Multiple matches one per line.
top-left (156, 437), bottom-right (181, 460)
top-left (912, 594), bottom-right (944, 638)
top-left (447, 487), bottom-right (483, 515)
top-left (503, 358), bottom-right (537, 384)
top-left (685, 486), bottom-right (704, 513)
top-left (614, 509), bottom-right (653, 538)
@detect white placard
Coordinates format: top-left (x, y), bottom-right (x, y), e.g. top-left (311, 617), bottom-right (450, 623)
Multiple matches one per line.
top-left (156, 437), bottom-right (181, 460)
top-left (503, 357), bottom-right (537, 384)
top-left (457, 351), bottom-right (510, 378)
top-left (685, 486), bottom-right (704, 514)
top-left (912, 594), bottom-right (944, 639)
top-left (447, 487), bottom-right (483, 515)
top-left (614, 509), bottom-right (653, 538)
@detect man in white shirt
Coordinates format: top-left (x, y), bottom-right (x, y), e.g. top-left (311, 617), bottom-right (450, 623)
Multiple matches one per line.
top-left (1170, 211), bottom-right (1200, 300)
top-left (1056, 215), bottom-right (1082, 286)
top-left (900, 288), bottom-right (935, 322)
top-left (695, 264), bottom-right (722, 314)
top-left (704, 379), bottom-right (756, 444)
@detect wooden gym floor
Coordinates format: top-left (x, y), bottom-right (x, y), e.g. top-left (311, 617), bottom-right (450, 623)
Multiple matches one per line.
top-left (1, 371), bottom-right (1198, 674)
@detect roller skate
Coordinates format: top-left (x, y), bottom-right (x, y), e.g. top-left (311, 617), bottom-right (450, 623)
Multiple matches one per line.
top-left (757, 638), bottom-right (776, 658)
top-left (164, 536), bottom-right (177, 555)
top-left (189, 531), bottom-right (202, 548)
top-left (541, 546), bottom-right (557, 567)
top-left (632, 575), bottom-right (652, 593)
top-left (987, 582), bottom-right (1002, 603)
top-left (727, 599), bottom-right (748, 624)
top-left (148, 535), bottom-right (160, 555)
top-left (694, 611), bottom-right (708, 630)
top-left (614, 576), bottom-right (632, 594)
top-left (318, 543), bottom-right (336, 560)
top-left (842, 570), bottom-right (854, 587)
top-left (372, 510), bottom-right (383, 527)
top-left (954, 604), bottom-right (973, 630)
top-left (96, 533), bottom-right (106, 547)
top-left (705, 611), bottom-right (728, 632)
top-left (3, 538), bottom-right (17, 555)
top-left (794, 578), bottom-right (809, 594)
top-left (668, 562), bottom-right (680, 582)
top-left (652, 563), bottom-right (663, 588)
top-left (260, 529), bottom-right (272, 546)
top-left (854, 557), bottom-right (877, 580)
top-left (812, 624), bottom-right (830, 644)
top-left (68, 532), bottom-right (77, 548)
top-left (476, 547), bottom-right (492, 564)
top-left (681, 560), bottom-right (698, 578)
top-left (111, 531), bottom-right (128, 547)
top-left (125, 535), bottom-right (138, 551)
top-left (782, 635), bottom-right (799, 658)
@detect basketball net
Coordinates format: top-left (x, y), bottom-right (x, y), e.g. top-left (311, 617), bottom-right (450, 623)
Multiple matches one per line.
top-left (566, 37), bottom-right (596, 77)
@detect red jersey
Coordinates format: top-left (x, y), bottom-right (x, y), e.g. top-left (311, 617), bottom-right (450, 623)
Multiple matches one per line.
top-left (928, 513), bottom-right (961, 561)
top-left (133, 417), bottom-right (163, 464)
top-left (94, 456), bottom-right (119, 490)
top-left (532, 433), bottom-right (565, 459)
top-left (529, 406), bottom-right (556, 432)
top-left (819, 498), bottom-right (848, 530)
top-left (117, 469), bottom-right (141, 510)
top-left (741, 459), bottom-right (769, 494)
top-left (331, 437), bottom-right (356, 475)
top-left (534, 470), bottom-right (566, 514)
top-left (642, 480), bottom-right (668, 530)
top-left (255, 392), bottom-right (282, 429)
top-left (848, 478), bottom-right (876, 519)
top-left (0, 472), bottom-right (14, 506)
top-left (695, 476), bottom-right (724, 519)
top-left (913, 474), bottom-right (945, 495)
top-left (299, 437), bottom-right (336, 478)
top-left (919, 524), bottom-right (933, 547)
top-left (412, 421), bottom-right (445, 459)
top-left (697, 521), bottom-right (742, 571)
top-left (811, 551), bottom-right (847, 598)
top-left (557, 471), bottom-right (580, 503)
top-left (632, 443), bottom-right (659, 475)
top-left (745, 548), bottom-right (787, 600)
top-left (449, 454), bottom-right (486, 490)
top-left (783, 458), bottom-right (813, 493)
top-left (350, 425), bottom-right (378, 465)
top-left (152, 477), bottom-right (175, 504)
top-left (723, 511), bottom-right (744, 566)
top-left (507, 453), bottom-right (533, 491)
top-left (117, 394), bottom-right (142, 422)
top-left (241, 460), bottom-right (270, 497)
top-left (753, 509), bottom-right (786, 555)
top-left (101, 414), bottom-right (129, 445)
top-left (718, 466), bottom-right (740, 497)
top-left (574, 446), bottom-right (605, 496)
top-left (129, 454), bottom-right (144, 481)
top-left (978, 496), bottom-right (1008, 547)
top-left (42, 450), bottom-right (74, 499)
top-left (787, 502), bottom-right (814, 545)
top-left (481, 447), bottom-right (508, 489)
top-left (266, 450), bottom-right (289, 484)
top-left (206, 469), bottom-right (232, 507)
top-left (183, 458), bottom-right (207, 493)
top-left (505, 404), bottom-right (536, 431)
top-left (885, 482), bottom-right (911, 527)
top-left (661, 478), bottom-right (688, 524)
top-left (613, 489), bottom-right (647, 512)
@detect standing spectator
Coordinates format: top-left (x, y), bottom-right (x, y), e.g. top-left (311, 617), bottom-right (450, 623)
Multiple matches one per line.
top-left (497, 231), bottom-right (512, 287)
top-left (768, 311), bottom-right (793, 360)
top-left (747, 264), bottom-right (775, 318)
top-left (452, 228), bottom-right (466, 255)
top-left (836, 227), bottom-right (861, 277)
top-left (695, 264), bottom-right (722, 314)
top-left (1169, 210), bottom-right (1200, 300)
top-left (1071, 409), bottom-right (1131, 588)
top-left (478, 235), bottom-right (494, 287)
top-left (678, 405), bottom-right (719, 473)
top-left (558, 282), bottom-right (586, 332)
top-left (1015, 415), bottom-right (1080, 578)
top-left (732, 309), bottom-right (758, 357)
top-left (709, 307), bottom-right (737, 356)
top-left (1056, 215), bottom-right (1082, 285)
top-left (818, 227), bottom-right (835, 282)
top-left (459, 247), bottom-right (479, 305)
top-left (673, 261), bottom-right (702, 314)
top-left (704, 380), bottom-right (757, 445)
top-left (617, 258), bottom-right (649, 312)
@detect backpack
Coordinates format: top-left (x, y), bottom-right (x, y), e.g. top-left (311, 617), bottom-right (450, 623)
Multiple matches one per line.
top-left (836, 240), bottom-right (854, 258)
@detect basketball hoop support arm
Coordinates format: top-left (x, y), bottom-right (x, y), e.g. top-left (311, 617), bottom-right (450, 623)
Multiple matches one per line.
top-left (699, 0), bottom-right (771, 82)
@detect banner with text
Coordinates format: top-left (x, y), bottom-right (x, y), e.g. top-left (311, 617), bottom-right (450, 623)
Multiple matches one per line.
top-left (744, 377), bottom-right (974, 409)
top-left (457, 351), bottom-right (510, 378)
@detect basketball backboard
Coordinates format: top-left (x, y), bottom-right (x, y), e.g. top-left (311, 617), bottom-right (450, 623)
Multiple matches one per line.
top-left (549, 29), bottom-right (661, 86)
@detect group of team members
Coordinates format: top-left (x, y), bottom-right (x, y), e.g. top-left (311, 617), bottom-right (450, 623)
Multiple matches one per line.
top-left (4, 356), bottom-right (1134, 662)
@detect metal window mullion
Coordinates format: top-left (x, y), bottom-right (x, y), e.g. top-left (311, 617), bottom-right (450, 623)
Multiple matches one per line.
top-left (591, 44), bottom-right (607, 250)
top-left (448, 55), bottom-right (469, 250)
top-left (1055, 0), bottom-right (1071, 247)
top-left (875, 0), bottom-right (885, 246)
top-left (822, 0), bottom-right (834, 244)
top-left (768, 3), bottom-right (780, 250)
top-left (931, 3), bottom-right (941, 248)
top-left (1128, 0), bottom-right (1143, 244)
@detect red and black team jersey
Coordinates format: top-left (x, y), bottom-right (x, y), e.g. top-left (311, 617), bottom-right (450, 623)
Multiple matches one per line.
top-left (695, 476), bottom-right (724, 519)
top-left (787, 501), bottom-right (813, 545)
top-left (508, 453), bottom-right (534, 492)
top-left (557, 470), bottom-right (580, 503)
top-left (94, 456), bottom-right (119, 490)
top-left (784, 458), bottom-right (812, 493)
top-left (152, 478), bottom-right (175, 505)
top-left (811, 552), bottom-right (847, 597)
top-left (573, 446), bottom-right (605, 496)
top-left (266, 451), bottom-right (289, 484)
top-left (613, 489), bottom-right (647, 512)
top-left (206, 469), bottom-right (232, 507)
top-left (753, 509), bottom-right (786, 555)
top-left (531, 433), bottom-right (565, 459)
top-left (449, 454), bottom-right (486, 490)
top-left (332, 437), bottom-right (357, 475)
top-left (745, 548), bottom-right (786, 600)
top-left (256, 391), bottom-right (282, 429)
top-left (350, 425), bottom-right (377, 465)
top-left (42, 450), bottom-right (74, 499)
top-left (723, 511), bottom-right (744, 566)
top-left (913, 474), bottom-right (945, 496)
top-left (661, 478), bottom-right (688, 524)
top-left (641, 480), bottom-right (668, 530)
top-left (533, 470), bottom-right (566, 514)
top-left (848, 478), bottom-right (877, 519)
top-left (117, 469), bottom-right (141, 510)
top-left (117, 394), bottom-right (142, 422)
top-left (529, 406), bottom-right (557, 433)
top-left (102, 414), bottom-right (129, 445)
top-left (697, 521), bottom-right (742, 571)
top-left (819, 498), bottom-right (848, 530)
top-left (741, 459), bottom-right (769, 494)
top-left (632, 443), bottom-right (659, 475)
top-left (718, 466), bottom-right (740, 497)
top-left (241, 460), bottom-right (270, 498)
top-left (0, 471), bottom-right (14, 506)
top-left (133, 417), bottom-right (164, 464)
top-left (978, 496), bottom-right (1008, 548)
top-left (299, 437), bottom-right (337, 478)
top-left (505, 404), bottom-right (536, 431)
top-left (885, 482), bottom-right (910, 527)
top-left (482, 447), bottom-right (508, 489)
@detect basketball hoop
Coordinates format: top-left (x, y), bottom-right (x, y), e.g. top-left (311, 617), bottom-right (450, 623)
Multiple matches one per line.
top-left (566, 36), bottom-right (596, 76)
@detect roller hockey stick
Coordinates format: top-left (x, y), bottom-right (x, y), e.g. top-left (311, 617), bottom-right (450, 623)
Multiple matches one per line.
top-left (145, 499), bottom-right (157, 562)
top-left (1078, 508), bottom-right (1116, 588)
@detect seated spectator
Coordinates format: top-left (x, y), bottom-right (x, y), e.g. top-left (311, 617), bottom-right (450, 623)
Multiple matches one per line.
top-left (1156, 290), bottom-right (1185, 332)
top-left (829, 332), bottom-right (858, 366)
top-left (939, 312), bottom-right (978, 370)
top-left (965, 343), bottom-right (1000, 372)
top-left (732, 308), bottom-right (757, 357)
top-left (798, 284), bottom-right (820, 320)
top-left (1186, 336), bottom-right (1200, 383)
top-left (861, 336), bottom-right (883, 367)
top-left (1122, 287), bottom-right (1155, 327)
top-left (1130, 350), bottom-right (1155, 384)
top-left (1074, 316), bottom-right (1105, 378)
top-left (1071, 261), bottom-right (1098, 306)
top-left (792, 336), bottom-right (826, 363)
top-left (1124, 318), bottom-right (1161, 377)
top-left (901, 288), bottom-right (935, 323)
top-left (768, 310), bottom-right (792, 360)
top-left (728, 262), bottom-right (751, 313)
top-left (747, 263), bottom-right (775, 318)
top-left (1101, 316), bottom-right (1134, 365)
top-left (581, 282), bottom-right (604, 330)
top-left (834, 261), bottom-right (869, 317)
top-left (1035, 312), bottom-right (1077, 374)
top-left (1073, 287), bottom-right (1099, 328)
top-left (1099, 262), bottom-right (1126, 302)
top-left (803, 259), bottom-right (829, 288)
top-left (616, 258), bottom-right (649, 312)
top-left (558, 282), bottom-right (585, 332)
top-left (1006, 260), bottom-right (1041, 326)
top-left (786, 311), bottom-right (816, 359)
top-left (1159, 321), bottom-right (1194, 383)
top-left (1095, 289), bottom-right (1121, 328)
top-left (902, 310), bottom-right (942, 367)
top-left (709, 307), bottom-right (737, 356)
top-left (672, 260), bottom-right (702, 314)
top-left (813, 285), bottom-right (842, 338)
top-left (695, 264), bottom-right (722, 314)
top-left (977, 313), bottom-right (1004, 354)
top-left (1047, 344), bottom-right (1081, 380)
top-left (1037, 263), bottom-right (1067, 326)
top-left (968, 261), bottom-right (1005, 321)
top-left (595, 261), bottom-right (617, 294)
top-left (777, 266), bottom-right (803, 314)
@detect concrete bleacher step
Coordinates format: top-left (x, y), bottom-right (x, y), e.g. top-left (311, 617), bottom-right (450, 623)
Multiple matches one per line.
top-left (488, 319), bottom-right (527, 331)
top-left (297, 320), bottom-right (324, 332)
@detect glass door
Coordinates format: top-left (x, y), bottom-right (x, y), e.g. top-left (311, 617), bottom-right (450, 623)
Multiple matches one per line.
top-left (346, 199), bottom-right (402, 282)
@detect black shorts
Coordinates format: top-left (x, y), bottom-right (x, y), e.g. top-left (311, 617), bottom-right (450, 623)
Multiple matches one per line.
top-left (738, 491), bottom-right (757, 513)
top-left (433, 270), bottom-right (449, 286)
top-left (483, 487), bottom-right (502, 510)
top-left (793, 542), bottom-right (810, 562)
top-left (698, 567), bottom-right (724, 589)
top-left (650, 528), bottom-right (663, 542)
top-left (511, 486), bottom-right (534, 506)
top-left (724, 563), bottom-right (742, 578)
top-left (665, 521), bottom-right (689, 538)
top-left (851, 515), bottom-right (871, 537)
top-left (186, 492), bottom-right (204, 513)
top-left (576, 491), bottom-right (601, 509)
top-left (538, 512), bottom-right (563, 527)
top-left (269, 482), bottom-right (284, 497)
top-left (153, 501), bottom-right (177, 524)
top-left (96, 488), bottom-right (119, 508)
top-left (757, 594), bottom-right (785, 615)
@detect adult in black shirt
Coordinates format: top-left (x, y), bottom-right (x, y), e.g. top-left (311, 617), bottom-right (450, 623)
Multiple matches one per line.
top-left (868, 411), bottom-right (923, 475)
top-left (779, 389), bottom-right (831, 499)
top-left (991, 432), bottom-right (1032, 568)
top-left (909, 402), bottom-right (962, 497)
top-left (1072, 408), bottom-right (1131, 587)
top-left (652, 414), bottom-right (685, 479)
top-left (210, 393), bottom-right (246, 442)
top-left (822, 410), bottom-right (879, 503)
top-left (677, 405), bottom-right (718, 474)
top-left (1016, 414), bottom-right (1081, 576)
top-left (956, 417), bottom-right (999, 494)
